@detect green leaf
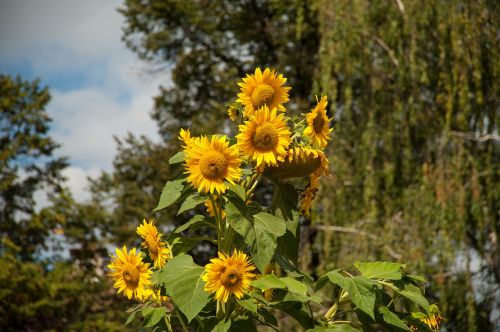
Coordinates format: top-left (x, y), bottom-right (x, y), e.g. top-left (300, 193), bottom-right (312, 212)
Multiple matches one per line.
top-left (281, 277), bottom-right (307, 296)
top-left (271, 182), bottom-right (298, 221)
top-left (354, 261), bottom-right (405, 280)
top-left (169, 151), bottom-right (185, 164)
top-left (142, 307), bottom-right (167, 328)
top-left (177, 194), bottom-right (206, 215)
top-left (125, 310), bottom-right (138, 325)
top-left (398, 284), bottom-right (430, 312)
top-left (157, 254), bottom-right (210, 322)
top-left (275, 213), bottom-right (300, 265)
top-left (213, 318), bottom-right (231, 332)
top-left (174, 215), bottom-right (204, 233)
top-left (228, 183), bottom-right (246, 201)
top-left (379, 306), bottom-right (410, 330)
top-left (323, 271), bottom-right (377, 320)
top-left (276, 303), bottom-right (315, 329)
top-left (237, 297), bottom-right (258, 313)
top-left (252, 213), bottom-right (287, 271)
top-left (153, 179), bottom-right (185, 211)
top-left (226, 199), bottom-right (255, 245)
top-left (251, 274), bottom-right (286, 290)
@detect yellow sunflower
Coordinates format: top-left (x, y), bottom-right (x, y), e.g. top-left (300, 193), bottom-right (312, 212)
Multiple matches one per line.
top-left (227, 106), bottom-right (238, 121)
top-left (136, 219), bottom-right (171, 268)
top-left (184, 135), bottom-right (242, 194)
top-left (178, 128), bottom-right (192, 147)
top-left (236, 105), bottom-right (291, 168)
top-left (108, 245), bottom-right (152, 301)
top-left (303, 96), bottom-right (332, 148)
top-left (237, 67), bottom-right (291, 116)
top-left (202, 250), bottom-right (256, 303)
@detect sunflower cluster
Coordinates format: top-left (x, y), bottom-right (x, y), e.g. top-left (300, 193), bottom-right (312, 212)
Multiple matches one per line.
top-left (181, 67), bottom-right (332, 217)
top-left (107, 219), bottom-right (171, 302)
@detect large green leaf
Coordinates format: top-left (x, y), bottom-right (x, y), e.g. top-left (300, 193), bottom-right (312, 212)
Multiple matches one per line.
top-left (281, 277), bottom-right (307, 296)
top-left (275, 213), bottom-right (300, 265)
top-left (225, 199), bottom-right (255, 245)
top-left (157, 254), bottom-right (209, 322)
top-left (237, 297), bottom-right (258, 313)
top-left (354, 261), bottom-right (405, 280)
top-left (251, 274), bottom-right (286, 290)
top-left (323, 271), bottom-right (377, 320)
top-left (271, 182), bottom-right (298, 221)
top-left (398, 284), bottom-right (430, 312)
top-left (169, 151), bottom-right (185, 164)
top-left (252, 212), bottom-right (287, 271)
top-left (142, 307), bottom-right (167, 328)
top-left (177, 194), bottom-right (206, 215)
top-left (213, 319), bottom-right (231, 332)
top-left (153, 179), bottom-right (185, 211)
top-left (174, 215), bottom-right (204, 233)
top-left (378, 306), bottom-right (409, 330)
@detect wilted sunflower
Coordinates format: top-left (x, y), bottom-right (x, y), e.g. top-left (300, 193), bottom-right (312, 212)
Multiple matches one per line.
top-left (237, 67), bottom-right (290, 116)
top-left (299, 174), bottom-right (320, 217)
top-left (268, 146), bottom-right (329, 179)
top-left (108, 245), bottom-right (152, 301)
top-left (411, 305), bottom-right (444, 331)
top-left (136, 219), bottom-right (171, 268)
top-left (303, 96), bottom-right (332, 148)
top-left (236, 105), bottom-right (291, 168)
top-left (184, 135), bottom-right (242, 194)
top-left (202, 250), bottom-right (256, 303)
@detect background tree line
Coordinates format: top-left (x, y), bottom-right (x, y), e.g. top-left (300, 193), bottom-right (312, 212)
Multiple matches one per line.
top-left (1, 0), bottom-right (498, 330)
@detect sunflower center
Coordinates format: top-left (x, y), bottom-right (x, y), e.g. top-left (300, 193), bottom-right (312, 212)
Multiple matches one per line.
top-left (199, 151), bottom-right (228, 179)
top-left (220, 267), bottom-right (242, 288)
top-left (122, 263), bottom-right (140, 287)
top-left (145, 236), bottom-right (159, 255)
top-left (251, 84), bottom-right (275, 109)
top-left (312, 114), bottom-right (326, 133)
top-left (253, 123), bottom-right (279, 151)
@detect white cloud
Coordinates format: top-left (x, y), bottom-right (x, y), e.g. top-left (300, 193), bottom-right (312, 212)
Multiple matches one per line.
top-left (0, 0), bottom-right (170, 204)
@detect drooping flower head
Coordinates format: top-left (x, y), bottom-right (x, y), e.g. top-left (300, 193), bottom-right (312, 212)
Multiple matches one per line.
top-left (136, 219), bottom-right (171, 268)
top-left (108, 245), bottom-right (152, 301)
top-left (202, 250), bottom-right (256, 303)
top-left (236, 105), bottom-right (291, 168)
top-left (237, 67), bottom-right (290, 117)
top-left (184, 135), bottom-right (242, 194)
top-left (303, 96), bottom-right (332, 148)
top-left (411, 304), bottom-right (444, 331)
top-left (268, 146), bottom-right (329, 179)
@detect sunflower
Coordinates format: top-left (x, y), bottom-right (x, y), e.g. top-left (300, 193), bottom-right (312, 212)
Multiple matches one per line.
top-left (108, 245), bottom-right (152, 301)
top-left (411, 305), bottom-right (444, 331)
top-left (268, 146), bottom-right (329, 179)
top-left (303, 96), bottom-right (332, 148)
top-left (227, 106), bottom-right (238, 121)
top-left (237, 67), bottom-right (290, 117)
top-left (178, 128), bottom-right (192, 147)
top-left (136, 219), bottom-right (171, 268)
top-left (202, 250), bottom-right (256, 303)
top-left (236, 105), bottom-right (291, 168)
top-left (184, 135), bottom-right (242, 194)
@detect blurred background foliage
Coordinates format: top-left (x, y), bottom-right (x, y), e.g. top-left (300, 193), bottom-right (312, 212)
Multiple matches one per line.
top-left (0, 0), bottom-right (498, 330)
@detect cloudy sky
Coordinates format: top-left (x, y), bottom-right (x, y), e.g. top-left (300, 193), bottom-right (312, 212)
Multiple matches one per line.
top-left (0, 0), bottom-right (168, 204)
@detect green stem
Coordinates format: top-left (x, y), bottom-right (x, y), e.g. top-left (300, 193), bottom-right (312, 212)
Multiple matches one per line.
top-left (209, 194), bottom-right (222, 248)
top-left (175, 309), bottom-right (189, 332)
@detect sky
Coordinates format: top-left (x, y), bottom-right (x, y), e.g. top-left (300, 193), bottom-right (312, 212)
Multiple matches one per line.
top-left (0, 0), bottom-right (168, 204)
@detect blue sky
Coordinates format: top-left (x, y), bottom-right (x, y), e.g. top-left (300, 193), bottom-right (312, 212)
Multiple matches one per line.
top-left (0, 0), bottom-right (169, 203)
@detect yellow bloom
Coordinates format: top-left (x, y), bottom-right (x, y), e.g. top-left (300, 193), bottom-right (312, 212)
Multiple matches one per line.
top-left (227, 106), bottom-right (238, 121)
top-left (205, 198), bottom-right (225, 219)
top-left (178, 128), bottom-right (192, 147)
top-left (411, 305), bottom-right (444, 331)
top-left (150, 288), bottom-right (170, 303)
top-left (299, 174), bottom-right (320, 217)
top-left (303, 96), bottom-right (332, 148)
top-left (237, 67), bottom-right (291, 117)
top-left (202, 250), bottom-right (256, 303)
top-left (184, 135), bottom-right (242, 194)
top-left (107, 245), bottom-right (152, 301)
top-left (268, 146), bottom-right (329, 179)
top-left (136, 219), bottom-right (171, 268)
top-left (236, 105), bottom-right (291, 168)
